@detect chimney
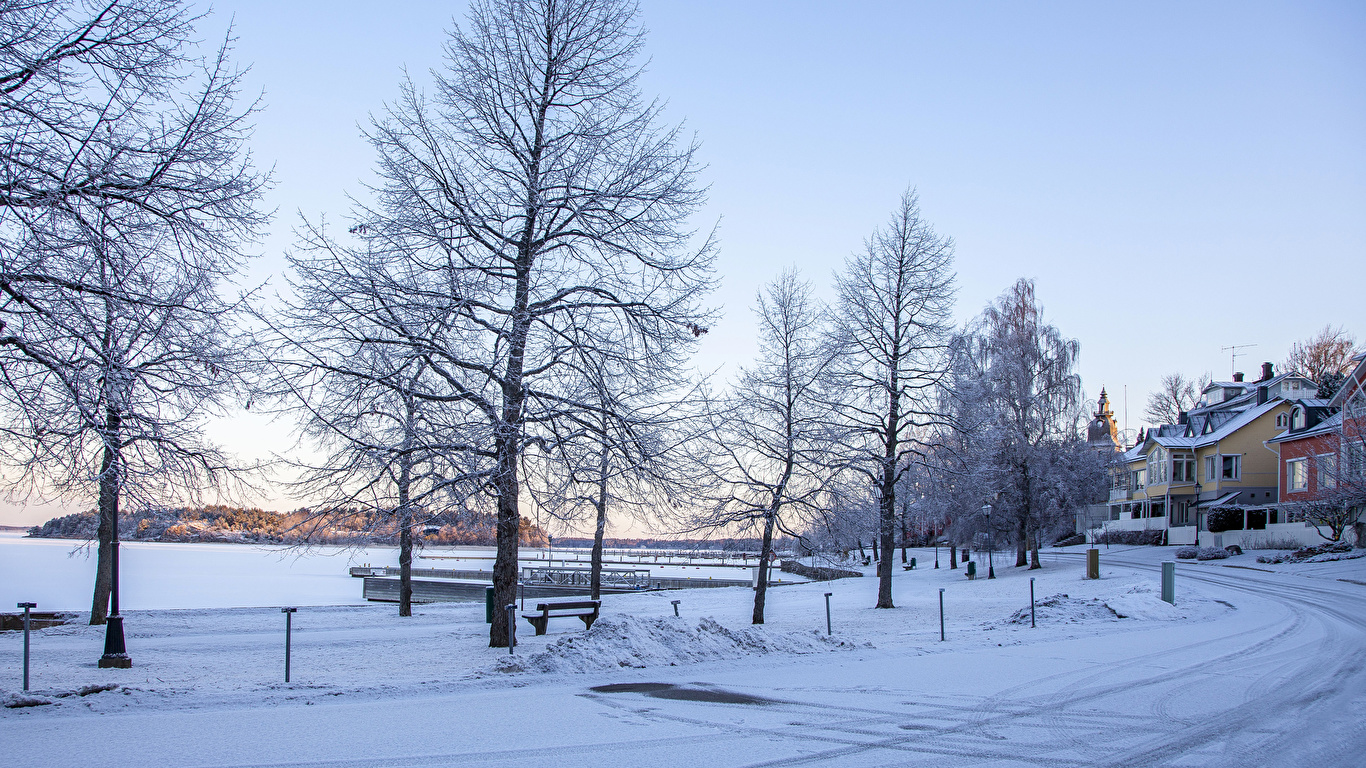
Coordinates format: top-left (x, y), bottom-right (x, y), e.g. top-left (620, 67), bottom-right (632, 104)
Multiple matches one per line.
top-left (1256, 385), bottom-right (1268, 405)
top-left (1260, 362), bottom-right (1274, 382)
top-left (1233, 372), bottom-right (1244, 383)
top-left (1177, 411), bottom-right (1188, 425)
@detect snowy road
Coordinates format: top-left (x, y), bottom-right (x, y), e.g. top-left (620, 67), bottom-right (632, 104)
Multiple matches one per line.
top-left (5, 551), bottom-right (1365, 767)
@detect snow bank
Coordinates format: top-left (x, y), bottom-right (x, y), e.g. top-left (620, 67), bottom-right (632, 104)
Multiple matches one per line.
top-left (1001, 585), bottom-right (1195, 626)
top-left (492, 615), bottom-right (858, 675)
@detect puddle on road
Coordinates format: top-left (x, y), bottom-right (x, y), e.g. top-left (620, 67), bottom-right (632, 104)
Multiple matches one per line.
top-left (589, 682), bottom-right (774, 706)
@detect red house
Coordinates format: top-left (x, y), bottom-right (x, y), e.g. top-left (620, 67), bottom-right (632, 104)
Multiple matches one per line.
top-left (1267, 352), bottom-right (1366, 543)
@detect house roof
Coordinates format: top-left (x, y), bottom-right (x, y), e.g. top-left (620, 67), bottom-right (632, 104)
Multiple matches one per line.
top-left (1190, 399), bottom-right (1282, 449)
top-left (1267, 410), bottom-right (1344, 444)
top-left (1195, 492), bottom-right (1240, 508)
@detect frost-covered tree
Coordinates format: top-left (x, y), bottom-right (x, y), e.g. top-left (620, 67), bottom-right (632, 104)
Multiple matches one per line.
top-left (258, 228), bottom-right (495, 617)
top-left (349, 0), bottom-right (714, 647)
top-left (947, 279), bottom-right (1106, 569)
top-left (687, 270), bottom-right (835, 623)
top-left (826, 190), bottom-right (955, 608)
top-left (0, 1), bottom-right (267, 626)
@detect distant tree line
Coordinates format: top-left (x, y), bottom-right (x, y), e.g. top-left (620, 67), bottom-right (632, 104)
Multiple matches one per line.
top-left (27, 505), bottom-right (548, 547)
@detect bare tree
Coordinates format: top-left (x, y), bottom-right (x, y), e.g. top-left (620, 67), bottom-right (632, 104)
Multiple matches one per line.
top-left (257, 227), bottom-right (495, 617)
top-left (827, 189), bottom-right (956, 608)
top-left (1144, 372), bottom-right (1199, 426)
top-left (0, 1), bottom-right (267, 628)
top-left (351, 0), bottom-right (714, 646)
top-left (1284, 325), bottom-right (1361, 387)
top-left (687, 270), bottom-right (834, 623)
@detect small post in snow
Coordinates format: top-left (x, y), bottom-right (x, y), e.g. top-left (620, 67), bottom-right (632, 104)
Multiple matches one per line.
top-left (823, 592), bottom-right (832, 635)
top-left (281, 607), bottom-right (297, 683)
top-left (1030, 578), bottom-right (1036, 628)
top-left (1161, 561), bottom-right (1176, 605)
top-left (938, 589), bottom-right (945, 641)
top-left (17, 602), bottom-right (35, 691)
top-left (506, 604), bottom-right (516, 654)
top-left (671, 599), bottom-right (681, 617)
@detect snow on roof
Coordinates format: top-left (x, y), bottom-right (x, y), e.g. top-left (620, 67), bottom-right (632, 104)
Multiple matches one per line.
top-left (1191, 399), bottom-right (1282, 449)
top-left (1195, 491), bottom-right (1241, 508)
top-left (1266, 410), bottom-right (1344, 444)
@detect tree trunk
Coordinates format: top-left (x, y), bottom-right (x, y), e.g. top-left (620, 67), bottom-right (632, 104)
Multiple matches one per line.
top-left (590, 441), bottom-right (609, 601)
top-left (900, 512), bottom-right (908, 564)
top-left (398, 508), bottom-right (414, 617)
top-left (1029, 527), bottom-right (1041, 569)
top-left (949, 542), bottom-right (957, 569)
top-left (398, 396), bottom-right (417, 617)
top-left (90, 409), bottom-right (121, 626)
top-left (1015, 517), bottom-right (1028, 567)
top-left (752, 512), bottom-right (777, 624)
top-left (876, 459), bottom-right (897, 608)
top-left (857, 539), bottom-right (865, 559)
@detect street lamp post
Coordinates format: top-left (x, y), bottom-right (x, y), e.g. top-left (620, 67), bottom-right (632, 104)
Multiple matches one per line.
top-left (98, 513), bottom-right (131, 669)
top-left (982, 502), bottom-right (995, 579)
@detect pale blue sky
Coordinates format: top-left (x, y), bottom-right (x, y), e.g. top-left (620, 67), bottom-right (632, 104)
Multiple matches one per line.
top-left (4, 1), bottom-right (1363, 525)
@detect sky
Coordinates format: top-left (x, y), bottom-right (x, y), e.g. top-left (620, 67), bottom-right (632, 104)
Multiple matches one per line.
top-left (3, 0), bottom-right (1364, 528)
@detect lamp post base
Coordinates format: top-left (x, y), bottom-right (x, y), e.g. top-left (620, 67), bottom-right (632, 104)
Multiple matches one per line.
top-left (98, 614), bottom-right (132, 668)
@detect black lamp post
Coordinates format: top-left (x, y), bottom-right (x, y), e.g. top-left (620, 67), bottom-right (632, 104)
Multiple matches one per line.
top-left (982, 502), bottom-right (995, 579)
top-left (99, 514), bottom-right (131, 668)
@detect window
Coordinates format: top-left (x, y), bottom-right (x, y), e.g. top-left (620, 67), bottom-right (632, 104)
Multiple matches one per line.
top-left (1133, 468), bottom-right (1146, 490)
top-left (1287, 458), bottom-right (1307, 492)
top-left (1172, 456), bottom-right (1195, 482)
top-left (1221, 454), bottom-right (1242, 481)
top-left (1147, 449), bottom-right (1167, 485)
top-left (1319, 454), bottom-right (1336, 489)
top-left (1291, 408), bottom-right (1305, 430)
top-left (1276, 413), bottom-right (1288, 428)
top-left (1204, 455), bottom-right (1217, 483)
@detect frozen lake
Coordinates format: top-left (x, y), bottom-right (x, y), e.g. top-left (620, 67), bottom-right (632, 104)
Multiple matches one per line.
top-left (0, 532), bottom-right (758, 611)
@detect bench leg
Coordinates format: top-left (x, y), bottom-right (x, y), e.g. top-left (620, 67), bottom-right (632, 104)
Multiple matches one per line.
top-left (527, 617), bottom-right (548, 635)
top-left (582, 613), bottom-right (597, 631)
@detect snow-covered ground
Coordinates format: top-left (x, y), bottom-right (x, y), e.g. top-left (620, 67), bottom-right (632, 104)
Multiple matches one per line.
top-left (4, 543), bottom-right (1366, 767)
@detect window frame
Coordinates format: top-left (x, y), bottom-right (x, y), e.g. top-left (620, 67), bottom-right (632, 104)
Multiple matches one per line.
top-left (1286, 458), bottom-right (1307, 492)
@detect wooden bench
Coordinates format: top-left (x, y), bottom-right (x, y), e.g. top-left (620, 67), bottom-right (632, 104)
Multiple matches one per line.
top-left (521, 600), bottom-right (601, 635)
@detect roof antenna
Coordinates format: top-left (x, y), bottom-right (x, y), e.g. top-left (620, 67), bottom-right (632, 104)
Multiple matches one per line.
top-left (1221, 344), bottom-right (1256, 379)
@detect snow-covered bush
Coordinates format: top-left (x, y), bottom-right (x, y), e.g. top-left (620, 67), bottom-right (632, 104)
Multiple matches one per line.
top-left (1195, 546), bottom-right (1229, 560)
top-left (1175, 546), bottom-right (1198, 559)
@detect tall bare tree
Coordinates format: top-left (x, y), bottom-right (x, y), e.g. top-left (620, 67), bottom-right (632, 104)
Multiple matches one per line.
top-left (1144, 373), bottom-right (1200, 427)
top-left (1284, 325), bottom-right (1361, 388)
top-left (687, 270), bottom-right (834, 623)
top-left (827, 189), bottom-right (956, 608)
top-left (351, 0), bottom-right (714, 646)
top-left (0, 1), bottom-right (267, 628)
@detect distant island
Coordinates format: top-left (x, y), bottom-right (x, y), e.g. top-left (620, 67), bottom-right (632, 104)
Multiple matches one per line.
top-left (26, 505), bottom-right (549, 548)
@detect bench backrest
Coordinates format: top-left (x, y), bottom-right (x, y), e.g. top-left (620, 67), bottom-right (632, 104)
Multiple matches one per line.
top-left (533, 600), bottom-right (600, 612)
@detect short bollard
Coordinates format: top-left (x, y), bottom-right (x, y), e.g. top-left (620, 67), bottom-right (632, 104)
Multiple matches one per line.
top-left (281, 607), bottom-right (298, 683)
top-left (520, 581), bottom-right (525, 611)
top-left (824, 592), bottom-right (833, 635)
top-left (506, 604), bottom-right (516, 654)
top-left (938, 589), bottom-right (945, 641)
top-left (1030, 578), bottom-right (1036, 628)
top-left (966, 561), bottom-right (977, 579)
top-left (910, 557), bottom-right (916, 570)
top-left (671, 599), bottom-right (681, 617)
top-left (1161, 561), bottom-right (1176, 605)
top-left (1087, 548), bottom-right (1100, 580)
top-left (17, 602), bottom-right (35, 691)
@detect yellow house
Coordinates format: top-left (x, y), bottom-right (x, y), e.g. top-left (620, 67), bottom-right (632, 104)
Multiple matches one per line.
top-left (1097, 365), bottom-right (1313, 545)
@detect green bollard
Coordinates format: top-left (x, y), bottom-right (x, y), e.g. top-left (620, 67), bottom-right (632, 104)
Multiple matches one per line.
top-left (966, 561), bottom-right (977, 579)
top-left (910, 557), bottom-right (916, 570)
